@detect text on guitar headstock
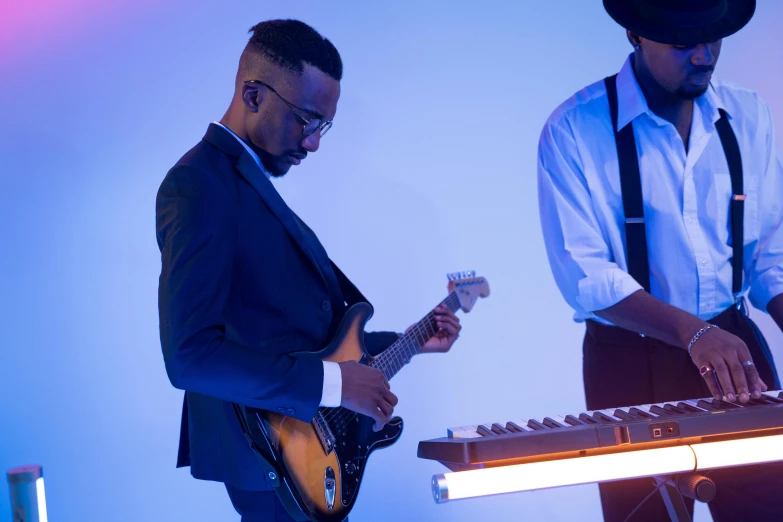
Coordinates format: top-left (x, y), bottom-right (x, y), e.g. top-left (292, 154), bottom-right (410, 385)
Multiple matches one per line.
top-left (447, 271), bottom-right (490, 313)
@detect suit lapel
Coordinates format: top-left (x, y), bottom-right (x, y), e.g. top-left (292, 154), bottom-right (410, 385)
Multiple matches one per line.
top-left (290, 211), bottom-right (342, 298)
top-left (203, 123), bottom-right (337, 290)
top-left (233, 153), bottom-right (331, 284)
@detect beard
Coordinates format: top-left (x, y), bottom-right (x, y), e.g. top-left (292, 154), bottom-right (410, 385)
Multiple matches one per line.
top-left (675, 83), bottom-right (710, 100)
top-left (256, 148), bottom-right (291, 178)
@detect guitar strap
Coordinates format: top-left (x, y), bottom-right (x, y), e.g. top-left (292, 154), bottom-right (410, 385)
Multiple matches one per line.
top-left (231, 403), bottom-right (313, 521)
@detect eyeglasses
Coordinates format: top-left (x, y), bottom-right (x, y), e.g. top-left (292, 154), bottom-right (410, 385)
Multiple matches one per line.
top-left (244, 80), bottom-right (333, 138)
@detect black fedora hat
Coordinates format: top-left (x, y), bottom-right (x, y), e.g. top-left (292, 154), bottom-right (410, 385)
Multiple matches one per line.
top-left (603, 0), bottom-right (756, 46)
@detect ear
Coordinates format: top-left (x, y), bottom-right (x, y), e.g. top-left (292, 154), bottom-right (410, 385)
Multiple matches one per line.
top-left (626, 30), bottom-right (642, 50)
top-left (241, 83), bottom-right (266, 113)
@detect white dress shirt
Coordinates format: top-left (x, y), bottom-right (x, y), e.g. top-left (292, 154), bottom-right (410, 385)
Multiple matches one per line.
top-left (537, 57), bottom-right (783, 325)
top-left (214, 121), bottom-right (342, 407)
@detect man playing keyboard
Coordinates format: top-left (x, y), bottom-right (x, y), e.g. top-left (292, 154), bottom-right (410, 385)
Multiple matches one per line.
top-left (537, 0), bottom-right (783, 520)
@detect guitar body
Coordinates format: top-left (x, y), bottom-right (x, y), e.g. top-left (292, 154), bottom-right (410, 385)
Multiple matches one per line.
top-left (254, 302), bottom-right (404, 522)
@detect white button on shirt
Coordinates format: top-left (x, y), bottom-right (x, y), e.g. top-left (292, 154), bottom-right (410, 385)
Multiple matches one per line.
top-left (214, 122), bottom-right (343, 407)
top-left (537, 57), bottom-right (783, 325)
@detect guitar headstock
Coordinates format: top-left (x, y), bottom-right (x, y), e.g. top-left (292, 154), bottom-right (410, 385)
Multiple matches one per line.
top-left (447, 271), bottom-right (490, 313)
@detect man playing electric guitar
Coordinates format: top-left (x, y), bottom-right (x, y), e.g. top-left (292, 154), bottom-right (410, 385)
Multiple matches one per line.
top-left (155, 19), bottom-right (462, 522)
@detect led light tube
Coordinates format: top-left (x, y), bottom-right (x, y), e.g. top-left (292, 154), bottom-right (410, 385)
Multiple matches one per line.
top-left (692, 434), bottom-right (783, 470)
top-left (36, 478), bottom-right (49, 522)
top-left (432, 446), bottom-right (695, 503)
top-left (431, 434), bottom-right (783, 503)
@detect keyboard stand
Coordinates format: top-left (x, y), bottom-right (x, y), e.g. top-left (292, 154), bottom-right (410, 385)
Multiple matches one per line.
top-left (657, 478), bottom-right (692, 522)
top-left (650, 473), bottom-right (716, 522)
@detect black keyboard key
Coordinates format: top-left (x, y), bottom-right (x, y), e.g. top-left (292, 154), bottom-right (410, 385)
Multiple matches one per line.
top-left (543, 417), bottom-right (565, 428)
top-left (628, 407), bottom-right (654, 419)
top-left (613, 409), bottom-right (636, 421)
top-left (593, 411), bottom-right (618, 423)
top-left (476, 425), bottom-right (495, 437)
top-left (527, 419), bottom-right (548, 430)
top-left (579, 413), bottom-right (598, 424)
top-left (649, 405), bottom-right (672, 417)
top-left (712, 399), bottom-right (741, 409)
top-left (697, 399), bottom-right (720, 411)
top-left (663, 404), bottom-right (687, 414)
top-left (491, 423), bottom-right (511, 435)
top-left (564, 415), bottom-right (585, 426)
top-left (505, 421), bottom-right (526, 433)
top-left (725, 399), bottom-right (752, 408)
top-left (676, 402), bottom-right (704, 413)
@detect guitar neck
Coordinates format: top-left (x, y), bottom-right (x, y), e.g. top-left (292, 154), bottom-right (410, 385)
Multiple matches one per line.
top-left (369, 292), bottom-right (461, 380)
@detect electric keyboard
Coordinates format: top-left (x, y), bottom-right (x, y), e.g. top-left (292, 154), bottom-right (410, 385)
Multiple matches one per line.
top-left (418, 391), bottom-right (783, 471)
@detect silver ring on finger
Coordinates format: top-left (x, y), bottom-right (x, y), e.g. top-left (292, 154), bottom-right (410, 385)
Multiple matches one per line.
top-left (700, 365), bottom-right (714, 376)
top-left (742, 360), bottom-right (755, 367)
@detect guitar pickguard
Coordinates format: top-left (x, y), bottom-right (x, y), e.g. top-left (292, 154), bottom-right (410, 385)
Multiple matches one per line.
top-left (325, 412), bottom-right (404, 506)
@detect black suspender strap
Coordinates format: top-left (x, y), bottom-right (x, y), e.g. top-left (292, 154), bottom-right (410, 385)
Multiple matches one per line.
top-left (604, 75), bottom-right (651, 293)
top-left (604, 78), bottom-right (745, 297)
top-left (715, 109), bottom-right (745, 296)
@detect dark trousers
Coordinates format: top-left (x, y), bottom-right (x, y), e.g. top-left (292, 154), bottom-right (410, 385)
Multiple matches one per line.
top-left (225, 484), bottom-right (297, 522)
top-left (583, 304), bottom-right (783, 522)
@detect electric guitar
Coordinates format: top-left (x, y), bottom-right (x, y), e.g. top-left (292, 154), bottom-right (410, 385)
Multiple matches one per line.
top-left (235, 271), bottom-right (490, 521)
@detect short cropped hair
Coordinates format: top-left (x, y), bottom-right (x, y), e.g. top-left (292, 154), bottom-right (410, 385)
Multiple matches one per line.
top-left (245, 19), bottom-right (343, 81)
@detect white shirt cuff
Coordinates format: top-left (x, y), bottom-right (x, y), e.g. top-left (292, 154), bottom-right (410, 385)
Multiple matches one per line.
top-left (320, 361), bottom-right (342, 408)
top-left (749, 266), bottom-right (783, 313)
top-left (576, 267), bottom-right (644, 314)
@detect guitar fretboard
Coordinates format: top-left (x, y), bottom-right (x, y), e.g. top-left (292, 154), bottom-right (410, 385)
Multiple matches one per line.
top-left (369, 292), bottom-right (461, 380)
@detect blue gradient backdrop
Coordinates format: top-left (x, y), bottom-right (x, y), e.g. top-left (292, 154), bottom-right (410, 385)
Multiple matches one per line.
top-left (2, 1), bottom-right (782, 520)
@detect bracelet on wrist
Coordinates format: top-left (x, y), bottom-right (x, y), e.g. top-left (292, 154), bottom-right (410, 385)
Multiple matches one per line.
top-left (687, 324), bottom-right (720, 356)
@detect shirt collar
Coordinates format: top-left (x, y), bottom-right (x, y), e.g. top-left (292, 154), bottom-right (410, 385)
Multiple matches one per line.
top-left (614, 55), bottom-right (730, 131)
top-left (698, 82), bottom-right (730, 128)
top-left (212, 121), bottom-right (271, 180)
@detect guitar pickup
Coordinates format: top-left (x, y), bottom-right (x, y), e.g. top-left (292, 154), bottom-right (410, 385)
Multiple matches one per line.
top-left (313, 412), bottom-right (336, 455)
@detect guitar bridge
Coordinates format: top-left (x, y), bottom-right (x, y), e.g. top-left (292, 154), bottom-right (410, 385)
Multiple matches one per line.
top-left (313, 410), bottom-right (336, 455)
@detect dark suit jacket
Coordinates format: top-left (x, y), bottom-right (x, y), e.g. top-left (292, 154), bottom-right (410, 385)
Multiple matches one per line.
top-left (156, 123), bottom-right (398, 490)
